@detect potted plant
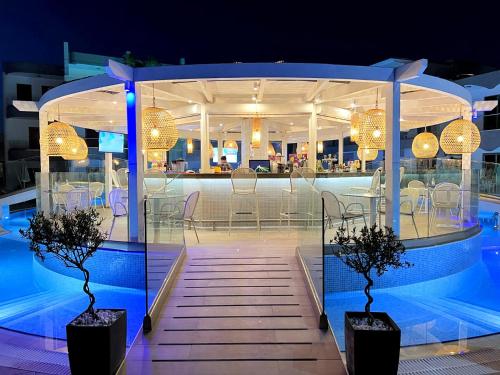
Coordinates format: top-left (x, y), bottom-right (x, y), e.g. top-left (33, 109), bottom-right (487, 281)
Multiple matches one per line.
top-left (20, 209), bottom-right (126, 375)
top-left (332, 224), bottom-right (412, 375)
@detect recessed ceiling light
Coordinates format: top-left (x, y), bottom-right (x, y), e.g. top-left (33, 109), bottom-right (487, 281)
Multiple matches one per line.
top-left (112, 101), bottom-right (117, 105)
top-left (188, 100), bottom-right (193, 103)
top-left (109, 120), bottom-right (113, 124)
top-left (219, 123), bottom-right (223, 127)
top-left (290, 122), bottom-right (294, 126)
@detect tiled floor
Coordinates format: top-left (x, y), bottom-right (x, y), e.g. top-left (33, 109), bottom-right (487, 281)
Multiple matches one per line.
top-left (122, 230), bottom-right (347, 374)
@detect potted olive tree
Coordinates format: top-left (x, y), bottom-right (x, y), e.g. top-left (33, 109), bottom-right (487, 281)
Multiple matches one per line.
top-left (332, 224), bottom-right (412, 375)
top-left (20, 209), bottom-right (126, 375)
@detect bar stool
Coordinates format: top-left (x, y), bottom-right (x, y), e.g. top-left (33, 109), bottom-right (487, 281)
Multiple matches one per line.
top-left (279, 170), bottom-right (301, 228)
top-left (229, 168), bottom-right (260, 234)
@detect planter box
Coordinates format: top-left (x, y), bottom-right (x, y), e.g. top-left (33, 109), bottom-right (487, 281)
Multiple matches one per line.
top-left (344, 311), bottom-right (401, 375)
top-left (66, 309), bottom-right (127, 375)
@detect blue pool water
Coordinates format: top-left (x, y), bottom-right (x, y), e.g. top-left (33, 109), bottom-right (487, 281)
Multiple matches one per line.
top-left (0, 210), bottom-right (145, 345)
top-left (325, 210), bottom-right (500, 351)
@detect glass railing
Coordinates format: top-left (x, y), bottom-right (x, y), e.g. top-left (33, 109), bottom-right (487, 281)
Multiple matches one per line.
top-left (143, 172), bottom-right (185, 330)
top-left (295, 170), bottom-right (327, 327)
top-left (475, 160), bottom-right (500, 198)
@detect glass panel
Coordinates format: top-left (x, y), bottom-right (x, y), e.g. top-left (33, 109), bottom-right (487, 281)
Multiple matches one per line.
top-left (144, 173), bottom-right (185, 311)
top-left (296, 171), bottom-right (324, 313)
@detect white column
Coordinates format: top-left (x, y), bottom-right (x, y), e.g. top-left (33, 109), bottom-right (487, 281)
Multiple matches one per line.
top-left (217, 135), bottom-right (224, 162)
top-left (126, 82), bottom-right (145, 242)
top-left (384, 82), bottom-right (401, 234)
top-left (200, 104), bottom-right (210, 173)
top-left (308, 104), bottom-right (318, 168)
top-left (104, 152), bottom-right (112, 207)
top-left (241, 119), bottom-right (251, 168)
top-left (39, 111), bottom-right (50, 215)
top-left (281, 135), bottom-right (288, 162)
top-left (252, 120), bottom-right (269, 160)
top-left (338, 132), bottom-right (344, 165)
top-left (361, 152), bottom-right (366, 172)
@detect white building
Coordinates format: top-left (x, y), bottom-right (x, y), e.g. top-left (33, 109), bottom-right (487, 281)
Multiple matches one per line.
top-left (1, 62), bottom-right (62, 191)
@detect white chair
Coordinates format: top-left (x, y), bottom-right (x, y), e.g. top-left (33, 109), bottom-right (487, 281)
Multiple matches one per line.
top-left (321, 191), bottom-right (366, 233)
top-left (116, 168), bottom-right (129, 189)
top-left (52, 182), bottom-right (74, 213)
top-left (108, 188), bottom-right (128, 238)
top-left (229, 168), bottom-right (260, 234)
top-left (400, 187), bottom-right (420, 237)
top-left (430, 182), bottom-right (461, 227)
top-left (408, 180), bottom-right (426, 212)
top-left (65, 189), bottom-right (91, 212)
top-left (279, 170), bottom-right (302, 228)
top-left (89, 182), bottom-right (105, 208)
top-left (165, 191), bottom-right (201, 243)
top-left (352, 167), bottom-right (382, 194)
top-left (111, 170), bottom-right (121, 188)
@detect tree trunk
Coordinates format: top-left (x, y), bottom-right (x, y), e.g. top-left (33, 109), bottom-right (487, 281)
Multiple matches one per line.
top-left (82, 267), bottom-right (97, 318)
top-left (363, 272), bottom-right (375, 325)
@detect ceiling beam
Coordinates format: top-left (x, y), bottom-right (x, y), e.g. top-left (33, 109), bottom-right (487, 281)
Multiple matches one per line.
top-left (305, 80), bottom-right (329, 102)
top-left (257, 79), bottom-right (266, 101)
top-left (143, 82), bottom-right (205, 104)
top-left (198, 80), bottom-right (214, 103)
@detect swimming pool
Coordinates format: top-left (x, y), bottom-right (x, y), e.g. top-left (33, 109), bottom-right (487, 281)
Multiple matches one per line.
top-left (325, 208), bottom-right (500, 351)
top-left (0, 210), bottom-right (145, 345)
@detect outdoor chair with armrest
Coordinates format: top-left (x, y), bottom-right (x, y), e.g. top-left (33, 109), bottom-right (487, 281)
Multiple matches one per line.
top-left (321, 191), bottom-right (367, 233)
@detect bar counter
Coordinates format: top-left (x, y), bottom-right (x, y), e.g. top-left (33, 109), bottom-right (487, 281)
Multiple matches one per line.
top-left (144, 172), bottom-right (373, 229)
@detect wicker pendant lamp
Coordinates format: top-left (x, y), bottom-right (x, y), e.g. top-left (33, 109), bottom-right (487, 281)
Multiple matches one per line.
top-left (440, 118), bottom-right (481, 154)
top-left (62, 137), bottom-right (88, 160)
top-left (224, 139), bottom-right (238, 151)
top-left (187, 138), bottom-right (193, 154)
top-left (357, 147), bottom-right (378, 161)
top-left (40, 121), bottom-right (78, 156)
top-left (251, 117), bottom-right (262, 148)
top-left (142, 84), bottom-right (178, 151)
top-left (300, 142), bottom-right (309, 154)
top-left (412, 129), bottom-right (439, 158)
top-left (357, 90), bottom-right (385, 150)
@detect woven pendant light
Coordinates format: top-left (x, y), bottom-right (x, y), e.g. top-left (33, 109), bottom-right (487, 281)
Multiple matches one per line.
top-left (350, 112), bottom-right (360, 143)
top-left (317, 141), bottom-right (324, 154)
top-left (224, 139), bottom-right (238, 151)
top-left (40, 121), bottom-right (78, 156)
top-left (357, 147), bottom-right (378, 161)
top-left (143, 107), bottom-right (178, 151)
top-left (440, 118), bottom-right (481, 154)
top-left (187, 138), bottom-right (193, 154)
top-left (142, 84), bottom-right (178, 151)
top-left (412, 131), bottom-right (439, 158)
top-left (62, 137), bottom-right (88, 160)
top-left (251, 118), bottom-right (262, 148)
top-left (357, 109), bottom-right (386, 150)
top-left (268, 142), bottom-right (276, 156)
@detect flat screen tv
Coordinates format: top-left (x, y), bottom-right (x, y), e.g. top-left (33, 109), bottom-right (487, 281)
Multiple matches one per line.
top-left (99, 131), bottom-right (124, 153)
top-left (249, 159), bottom-right (271, 173)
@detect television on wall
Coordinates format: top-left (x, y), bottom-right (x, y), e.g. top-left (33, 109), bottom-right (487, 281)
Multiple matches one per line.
top-left (99, 131), bottom-right (124, 153)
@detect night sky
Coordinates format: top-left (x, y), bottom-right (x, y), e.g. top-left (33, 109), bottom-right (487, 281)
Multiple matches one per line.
top-left (0, 0), bottom-right (499, 69)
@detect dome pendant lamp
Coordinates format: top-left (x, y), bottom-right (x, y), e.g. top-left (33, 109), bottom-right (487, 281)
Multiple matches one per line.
top-left (440, 117), bottom-right (481, 154)
top-left (143, 83), bottom-right (179, 151)
top-left (412, 127), bottom-right (439, 158)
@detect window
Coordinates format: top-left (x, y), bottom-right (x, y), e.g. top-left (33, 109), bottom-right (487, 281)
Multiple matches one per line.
top-left (29, 127), bottom-right (40, 149)
top-left (16, 84), bottom-right (32, 101)
top-left (484, 153), bottom-right (500, 164)
top-left (41, 85), bottom-right (54, 95)
top-left (483, 95), bottom-right (500, 130)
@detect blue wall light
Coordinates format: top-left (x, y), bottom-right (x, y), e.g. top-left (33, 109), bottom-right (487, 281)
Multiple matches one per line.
top-left (126, 92), bottom-right (135, 106)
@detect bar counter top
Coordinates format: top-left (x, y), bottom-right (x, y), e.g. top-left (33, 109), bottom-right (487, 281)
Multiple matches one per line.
top-left (151, 171), bottom-right (374, 179)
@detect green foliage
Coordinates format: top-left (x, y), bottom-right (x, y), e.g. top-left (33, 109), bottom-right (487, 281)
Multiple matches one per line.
top-left (332, 225), bottom-right (412, 322)
top-left (20, 209), bottom-right (107, 317)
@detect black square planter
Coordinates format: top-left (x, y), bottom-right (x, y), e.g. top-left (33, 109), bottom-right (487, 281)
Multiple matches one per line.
top-left (66, 309), bottom-right (127, 375)
top-left (344, 311), bottom-right (401, 375)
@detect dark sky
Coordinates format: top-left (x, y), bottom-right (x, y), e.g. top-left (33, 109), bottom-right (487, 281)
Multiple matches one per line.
top-left (0, 0), bottom-right (499, 69)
